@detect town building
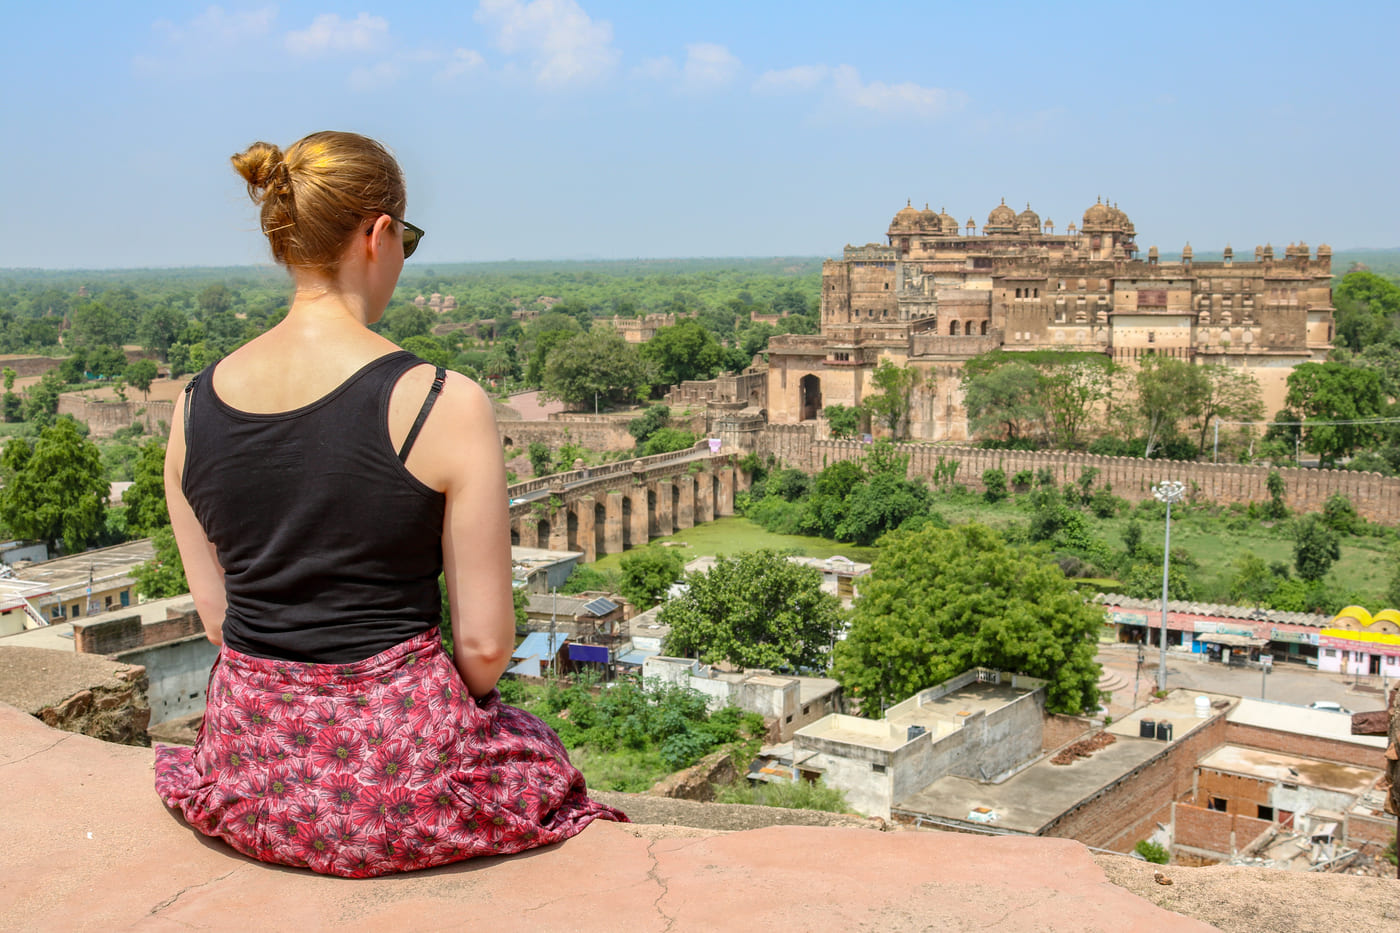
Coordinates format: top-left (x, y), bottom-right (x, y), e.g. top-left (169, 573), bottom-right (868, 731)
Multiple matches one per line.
top-left (644, 655), bottom-right (843, 741)
top-left (1317, 605), bottom-right (1400, 680)
top-left (1099, 593), bottom-right (1330, 666)
top-left (766, 199), bottom-right (1334, 440)
top-left (789, 667), bottom-right (1390, 862)
top-left (3, 540), bottom-right (153, 626)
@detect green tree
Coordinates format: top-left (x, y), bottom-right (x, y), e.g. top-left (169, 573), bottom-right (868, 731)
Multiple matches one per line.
top-left (527, 441), bottom-right (553, 477)
top-left (1134, 355), bottom-right (1205, 459)
top-left (124, 358), bottom-right (159, 400)
top-left (822, 403), bottom-right (861, 440)
top-left (520, 312), bottom-right (585, 386)
top-left (1386, 548), bottom-right (1400, 610)
top-left (399, 335), bottom-right (453, 368)
top-left (618, 547), bottom-right (686, 610)
top-left (628, 404), bottom-right (671, 448)
top-left (23, 370), bottom-right (64, 426)
top-left (641, 319), bottom-right (726, 389)
top-left (122, 442), bottom-right (170, 538)
top-left (0, 418), bottom-right (108, 552)
top-left (1039, 354), bottom-right (1114, 449)
top-left (1191, 365), bottom-right (1265, 455)
top-left (962, 359), bottom-right (1043, 443)
top-left (832, 523), bottom-right (1102, 714)
top-left (137, 306), bottom-right (187, 360)
top-left (1265, 470), bottom-right (1288, 519)
top-left (834, 472), bottom-right (930, 545)
top-left (380, 303), bottom-right (436, 344)
top-left (1285, 362), bottom-right (1385, 466)
top-left (68, 301), bottom-right (123, 349)
top-left (982, 468), bottom-right (1008, 503)
top-left (541, 327), bottom-right (649, 408)
top-left (132, 526), bottom-right (189, 599)
top-left (639, 427), bottom-right (696, 457)
top-left (1292, 515), bottom-right (1341, 582)
top-left (661, 549), bottom-right (843, 671)
top-left (862, 359), bottom-right (923, 440)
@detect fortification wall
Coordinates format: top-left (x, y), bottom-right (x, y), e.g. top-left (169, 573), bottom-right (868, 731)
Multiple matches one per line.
top-left (761, 433), bottom-right (1400, 524)
top-left (57, 395), bottom-right (175, 438)
top-left (0, 355), bottom-right (62, 378)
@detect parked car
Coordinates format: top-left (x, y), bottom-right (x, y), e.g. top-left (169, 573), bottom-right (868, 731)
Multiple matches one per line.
top-left (1307, 700), bottom-right (1352, 715)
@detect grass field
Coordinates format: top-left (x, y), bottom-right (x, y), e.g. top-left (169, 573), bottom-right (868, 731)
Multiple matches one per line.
top-left (583, 492), bottom-right (1396, 612)
top-left (586, 516), bottom-right (880, 574)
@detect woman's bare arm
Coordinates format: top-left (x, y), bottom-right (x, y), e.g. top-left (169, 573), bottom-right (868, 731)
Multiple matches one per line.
top-left (397, 369), bottom-right (516, 699)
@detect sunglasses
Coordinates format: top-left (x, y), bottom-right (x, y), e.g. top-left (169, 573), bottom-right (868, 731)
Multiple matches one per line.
top-left (367, 214), bottom-right (425, 259)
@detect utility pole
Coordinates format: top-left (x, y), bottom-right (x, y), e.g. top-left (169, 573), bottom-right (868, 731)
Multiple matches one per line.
top-left (1152, 480), bottom-right (1187, 694)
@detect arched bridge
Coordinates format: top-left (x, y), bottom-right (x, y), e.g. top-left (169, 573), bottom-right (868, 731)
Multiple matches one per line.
top-left (506, 446), bottom-right (747, 561)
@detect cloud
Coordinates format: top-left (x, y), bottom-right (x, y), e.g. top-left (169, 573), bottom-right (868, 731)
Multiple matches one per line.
top-left (680, 43), bottom-right (740, 90)
top-left (438, 48), bottom-right (487, 81)
top-left (633, 56), bottom-right (677, 82)
top-left (753, 65), bottom-right (829, 95)
top-left (831, 65), bottom-right (963, 118)
top-left (348, 60), bottom-right (399, 92)
top-left (474, 0), bottom-right (618, 88)
top-left (285, 13), bottom-right (389, 56)
top-left (135, 5), bottom-right (276, 74)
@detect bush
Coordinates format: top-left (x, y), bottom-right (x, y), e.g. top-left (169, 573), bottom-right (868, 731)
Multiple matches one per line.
top-left (640, 428), bottom-right (696, 457)
top-left (982, 468), bottom-right (1008, 503)
top-left (1321, 493), bottom-right (1359, 535)
top-left (715, 778), bottom-right (851, 813)
top-left (1134, 840), bottom-right (1169, 864)
top-left (1010, 469), bottom-right (1034, 492)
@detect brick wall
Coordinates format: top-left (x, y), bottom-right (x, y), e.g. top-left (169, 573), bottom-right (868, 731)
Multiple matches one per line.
top-left (1173, 802), bottom-right (1274, 857)
top-left (1043, 713), bottom-right (1094, 752)
top-left (0, 356), bottom-right (62, 377)
top-left (73, 606), bottom-right (203, 655)
top-left (1346, 812), bottom-right (1395, 854)
top-left (1193, 769), bottom-right (1272, 815)
top-left (1042, 714), bottom-right (1229, 853)
top-left (73, 614), bottom-right (143, 654)
top-left (1224, 721), bottom-right (1385, 770)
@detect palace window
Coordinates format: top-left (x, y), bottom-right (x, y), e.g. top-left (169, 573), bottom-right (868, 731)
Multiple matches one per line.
top-left (1148, 332), bottom-right (1156, 343)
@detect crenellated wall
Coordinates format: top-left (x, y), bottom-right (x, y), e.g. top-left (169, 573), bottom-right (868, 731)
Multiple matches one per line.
top-left (758, 434), bottom-right (1400, 525)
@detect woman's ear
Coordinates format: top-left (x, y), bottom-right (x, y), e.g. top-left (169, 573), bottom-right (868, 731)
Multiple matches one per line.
top-left (365, 213), bottom-right (396, 261)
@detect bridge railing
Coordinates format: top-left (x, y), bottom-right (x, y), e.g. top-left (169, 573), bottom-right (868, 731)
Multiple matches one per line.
top-left (506, 442), bottom-right (722, 500)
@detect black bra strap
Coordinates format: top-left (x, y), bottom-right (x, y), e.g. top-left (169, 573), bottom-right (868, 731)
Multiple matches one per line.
top-left (398, 367), bottom-right (446, 463)
top-left (182, 372), bottom-right (201, 440)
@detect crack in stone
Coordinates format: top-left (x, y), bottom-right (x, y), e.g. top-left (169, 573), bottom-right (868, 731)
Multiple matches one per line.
top-left (0, 732), bottom-right (72, 769)
top-left (147, 869), bottom-right (239, 916)
top-left (644, 838), bottom-right (675, 932)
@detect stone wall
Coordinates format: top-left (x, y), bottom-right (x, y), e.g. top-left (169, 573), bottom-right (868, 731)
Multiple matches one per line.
top-left (0, 355), bottom-right (62, 378)
top-left (761, 434), bottom-right (1400, 524)
top-left (72, 605), bottom-right (203, 655)
top-left (57, 395), bottom-right (175, 439)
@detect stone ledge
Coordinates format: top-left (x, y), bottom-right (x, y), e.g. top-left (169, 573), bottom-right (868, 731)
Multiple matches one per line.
top-left (1, 701), bottom-right (1395, 932)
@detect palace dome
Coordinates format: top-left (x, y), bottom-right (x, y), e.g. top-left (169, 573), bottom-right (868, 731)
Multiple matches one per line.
top-left (939, 208), bottom-right (959, 234)
top-left (1082, 197), bottom-right (1112, 227)
top-left (987, 199), bottom-right (1016, 229)
top-left (918, 203), bottom-right (939, 230)
top-left (1015, 203), bottom-right (1041, 232)
top-left (891, 201), bottom-right (920, 231)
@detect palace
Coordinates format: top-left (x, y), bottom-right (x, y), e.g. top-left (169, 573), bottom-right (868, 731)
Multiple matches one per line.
top-left (765, 198), bottom-right (1335, 441)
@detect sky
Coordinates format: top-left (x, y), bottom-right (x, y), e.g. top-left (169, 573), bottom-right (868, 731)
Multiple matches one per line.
top-left (2, 1), bottom-right (1397, 269)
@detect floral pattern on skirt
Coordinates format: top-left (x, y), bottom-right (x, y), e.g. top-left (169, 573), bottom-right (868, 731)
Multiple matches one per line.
top-left (155, 628), bottom-right (626, 877)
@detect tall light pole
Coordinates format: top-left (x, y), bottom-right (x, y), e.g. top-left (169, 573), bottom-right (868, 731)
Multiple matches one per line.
top-left (1152, 480), bottom-right (1187, 694)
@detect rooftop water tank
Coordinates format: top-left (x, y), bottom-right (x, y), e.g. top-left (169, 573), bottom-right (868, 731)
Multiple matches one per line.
top-left (1195, 696), bottom-right (1210, 719)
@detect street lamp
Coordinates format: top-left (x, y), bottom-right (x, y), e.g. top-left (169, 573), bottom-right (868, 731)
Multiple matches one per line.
top-left (1152, 480), bottom-right (1187, 694)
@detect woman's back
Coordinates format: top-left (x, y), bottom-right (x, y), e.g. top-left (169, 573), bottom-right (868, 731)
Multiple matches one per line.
top-left (185, 349), bottom-right (445, 663)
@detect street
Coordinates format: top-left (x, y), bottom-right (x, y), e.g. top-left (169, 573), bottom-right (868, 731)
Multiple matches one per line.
top-left (1096, 642), bottom-right (1391, 719)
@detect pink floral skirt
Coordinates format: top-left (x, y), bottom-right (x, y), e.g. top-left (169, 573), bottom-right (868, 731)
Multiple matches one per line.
top-left (154, 628), bottom-right (625, 877)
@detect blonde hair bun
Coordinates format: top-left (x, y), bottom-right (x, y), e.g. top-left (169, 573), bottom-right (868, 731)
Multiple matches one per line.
top-left (231, 131), bottom-right (404, 273)
top-left (231, 141), bottom-right (288, 204)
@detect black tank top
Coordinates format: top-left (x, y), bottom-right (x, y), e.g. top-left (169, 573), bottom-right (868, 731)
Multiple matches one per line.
top-left (182, 351), bottom-right (446, 663)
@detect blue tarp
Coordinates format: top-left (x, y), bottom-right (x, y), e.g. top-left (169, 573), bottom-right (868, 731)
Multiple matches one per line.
top-left (569, 644), bottom-right (609, 664)
top-left (616, 647), bottom-right (660, 666)
top-left (513, 632), bottom-right (567, 662)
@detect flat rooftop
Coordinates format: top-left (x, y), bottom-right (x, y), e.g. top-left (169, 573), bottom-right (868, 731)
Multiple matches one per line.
top-left (800, 681), bottom-right (1032, 752)
top-left (895, 690), bottom-right (1236, 835)
top-left (1197, 745), bottom-right (1381, 796)
top-left (1228, 697), bottom-right (1388, 749)
top-left (17, 540), bottom-right (154, 592)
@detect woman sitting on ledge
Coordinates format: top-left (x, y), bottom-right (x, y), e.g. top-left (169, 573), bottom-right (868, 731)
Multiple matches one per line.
top-left (154, 130), bottom-right (625, 877)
